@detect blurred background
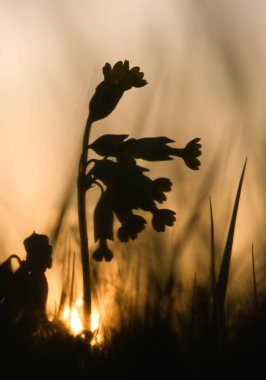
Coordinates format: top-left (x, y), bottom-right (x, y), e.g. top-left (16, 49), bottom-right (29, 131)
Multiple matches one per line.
top-left (0, 0), bottom-right (265, 325)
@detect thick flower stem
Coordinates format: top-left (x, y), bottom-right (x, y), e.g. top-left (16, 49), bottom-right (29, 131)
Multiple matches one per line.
top-left (77, 116), bottom-right (92, 330)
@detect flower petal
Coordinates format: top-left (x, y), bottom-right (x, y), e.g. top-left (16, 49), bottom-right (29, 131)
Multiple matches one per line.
top-left (102, 63), bottom-right (112, 80)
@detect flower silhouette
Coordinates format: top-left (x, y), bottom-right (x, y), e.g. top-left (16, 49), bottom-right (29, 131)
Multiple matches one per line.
top-left (151, 178), bottom-right (172, 203)
top-left (89, 134), bottom-right (202, 170)
top-left (116, 213), bottom-right (147, 242)
top-left (89, 60), bottom-right (147, 123)
top-left (103, 61), bottom-right (147, 90)
top-left (88, 158), bottom-right (177, 242)
top-left (77, 59), bottom-right (202, 334)
top-left (89, 159), bottom-right (155, 212)
top-left (94, 192), bottom-right (114, 241)
top-left (92, 239), bottom-right (113, 262)
top-left (178, 138), bottom-right (202, 170)
top-left (152, 209), bottom-right (176, 232)
top-left (83, 61), bottom-right (201, 263)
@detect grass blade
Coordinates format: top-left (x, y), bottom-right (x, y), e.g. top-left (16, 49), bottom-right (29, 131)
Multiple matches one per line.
top-left (251, 244), bottom-right (259, 320)
top-left (58, 241), bottom-right (72, 318)
top-left (209, 198), bottom-right (218, 331)
top-left (217, 158), bottom-right (247, 327)
top-left (69, 252), bottom-right (76, 329)
top-left (189, 272), bottom-right (197, 345)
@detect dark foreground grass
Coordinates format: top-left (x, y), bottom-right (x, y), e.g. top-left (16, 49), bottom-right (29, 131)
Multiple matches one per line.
top-left (1, 313), bottom-right (266, 380)
top-left (1, 160), bottom-right (264, 379)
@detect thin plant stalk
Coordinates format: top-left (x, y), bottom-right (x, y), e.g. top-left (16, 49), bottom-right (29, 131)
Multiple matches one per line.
top-left (209, 198), bottom-right (219, 336)
top-left (58, 241), bottom-right (71, 318)
top-left (209, 198), bottom-right (216, 306)
top-left (251, 244), bottom-right (259, 320)
top-left (69, 252), bottom-right (76, 329)
top-left (189, 272), bottom-right (197, 345)
top-left (217, 158), bottom-right (247, 331)
top-left (77, 116), bottom-right (92, 330)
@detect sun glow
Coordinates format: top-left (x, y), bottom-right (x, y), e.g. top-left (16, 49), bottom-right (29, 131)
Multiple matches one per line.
top-left (91, 310), bottom-right (101, 332)
top-left (62, 298), bottom-right (101, 341)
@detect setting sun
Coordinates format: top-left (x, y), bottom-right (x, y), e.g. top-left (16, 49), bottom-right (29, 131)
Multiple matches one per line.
top-left (62, 299), bottom-right (101, 339)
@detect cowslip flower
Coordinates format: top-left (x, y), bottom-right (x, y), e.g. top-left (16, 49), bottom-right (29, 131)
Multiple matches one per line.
top-left (92, 239), bottom-right (113, 262)
top-left (177, 138), bottom-right (202, 170)
top-left (151, 178), bottom-right (172, 203)
top-left (152, 208), bottom-right (176, 232)
top-left (89, 60), bottom-right (147, 123)
top-left (94, 192), bottom-right (114, 241)
top-left (116, 213), bottom-right (147, 242)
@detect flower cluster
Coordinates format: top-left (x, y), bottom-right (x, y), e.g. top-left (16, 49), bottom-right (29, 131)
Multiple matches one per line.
top-left (89, 157), bottom-right (175, 260)
top-left (85, 61), bottom-right (202, 261)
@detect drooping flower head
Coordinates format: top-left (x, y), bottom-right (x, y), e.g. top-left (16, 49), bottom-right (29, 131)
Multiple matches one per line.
top-left (179, 138), bottom-right (202, 170)
top-left (89, 134), bottom-right (202, 170)
top-left (92, 239), bottom-right (113, 262)
top-left (89, 60), bottom-right (147, 123)
top-left (151, 178), bottom-right (172, 203)
top-left (103, 60), bottom-right (147, 90)
top-left (116, 212), bottom-right (147, 242)
top-left (89, 157), bottom-right (177, 247)
top-left (152, 208), bottom-right (176, 232)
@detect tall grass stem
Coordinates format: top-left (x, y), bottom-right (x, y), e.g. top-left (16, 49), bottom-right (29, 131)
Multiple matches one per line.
top-left (251, 244), bottom-right (259, 320)
top-left (78, 116), bottom-right (92, 329)
top-left (217, 158), bottom-right (247, 331)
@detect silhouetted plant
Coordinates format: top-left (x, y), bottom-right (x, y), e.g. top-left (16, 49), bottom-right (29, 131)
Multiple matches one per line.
top-left (77, 60), bottom-right (202, 329)
top-left (216, 159), bottom-right (247, 339)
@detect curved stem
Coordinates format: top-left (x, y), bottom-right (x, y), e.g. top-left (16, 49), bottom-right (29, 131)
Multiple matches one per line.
top-left (77, 115), bottom-right (92, 330)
